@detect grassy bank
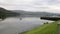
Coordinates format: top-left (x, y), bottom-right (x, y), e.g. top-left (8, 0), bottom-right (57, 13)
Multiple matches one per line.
top-left (19, 21), bottom-right (57, 34)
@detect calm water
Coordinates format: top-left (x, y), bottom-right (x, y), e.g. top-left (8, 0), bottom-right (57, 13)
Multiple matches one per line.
top-left (0, 17), bottom-right (54, 34)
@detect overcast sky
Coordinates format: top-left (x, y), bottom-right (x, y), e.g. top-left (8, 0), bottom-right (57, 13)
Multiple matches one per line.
top-left (0, 0), bottom-right (60, 13)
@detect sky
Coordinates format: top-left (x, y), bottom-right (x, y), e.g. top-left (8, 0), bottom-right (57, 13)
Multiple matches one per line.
top-left (0, 0), bottom-right (60, 13)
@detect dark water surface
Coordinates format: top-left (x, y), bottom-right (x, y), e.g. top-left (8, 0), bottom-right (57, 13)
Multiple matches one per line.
top-left (0, 17), bottom-right (54, 34)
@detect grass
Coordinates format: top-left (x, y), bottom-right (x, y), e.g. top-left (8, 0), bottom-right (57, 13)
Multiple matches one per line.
top-left (19, 21), bottom-right (57, 34)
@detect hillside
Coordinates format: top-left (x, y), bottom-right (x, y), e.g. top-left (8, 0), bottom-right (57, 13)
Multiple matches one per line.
top-left (0, 7), bottom-right (19, 19)
top-left (19, 22), bottom-right (57, 34)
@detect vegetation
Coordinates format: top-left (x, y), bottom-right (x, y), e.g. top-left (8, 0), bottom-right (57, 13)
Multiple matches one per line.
top-left (19, 22), bottom-right (57, 34)
top-left (0, 7), bottom-right (19, 20)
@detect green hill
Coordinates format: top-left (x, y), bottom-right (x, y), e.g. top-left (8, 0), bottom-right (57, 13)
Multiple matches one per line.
top-left (19, 22), bottom-right (57, 34)
top-left (0, 7), bottom-right (19, 19)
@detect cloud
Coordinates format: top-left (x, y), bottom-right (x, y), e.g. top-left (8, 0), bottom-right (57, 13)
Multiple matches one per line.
top-left (0, 0), bottom-right (60, 13)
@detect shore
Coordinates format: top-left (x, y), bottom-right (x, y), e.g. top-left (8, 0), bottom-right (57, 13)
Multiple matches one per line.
top-left (19, 21), bottom-right (57, 34)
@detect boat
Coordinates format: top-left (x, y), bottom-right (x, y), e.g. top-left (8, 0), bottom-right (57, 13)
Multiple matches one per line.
top-left (20, 17), bottom-right (22, 20)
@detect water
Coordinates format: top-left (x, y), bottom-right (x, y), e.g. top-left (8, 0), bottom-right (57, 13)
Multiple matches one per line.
top-left (0, 17), bottom-right (54, 34)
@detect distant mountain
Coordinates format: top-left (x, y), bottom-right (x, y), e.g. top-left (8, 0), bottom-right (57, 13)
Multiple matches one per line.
top-left (11, 10), bottom-right (60, 17)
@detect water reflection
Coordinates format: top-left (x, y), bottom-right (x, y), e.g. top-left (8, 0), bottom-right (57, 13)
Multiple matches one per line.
top-left (0, 17), bottom-right (54, 34)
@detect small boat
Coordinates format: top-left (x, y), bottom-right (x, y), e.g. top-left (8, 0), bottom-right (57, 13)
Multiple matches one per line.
top-left (20, 18), bottom-right (22, 20)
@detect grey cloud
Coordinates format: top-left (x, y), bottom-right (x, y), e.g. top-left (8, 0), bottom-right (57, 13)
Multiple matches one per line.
top-left (0, 0), bottom-right (60, 6)
top-left (32, 0), bottom-right (60, 5)
top-left (47, 0), bottom-right (60, 5)
top-left (0, 0), bottom-right (60, 12)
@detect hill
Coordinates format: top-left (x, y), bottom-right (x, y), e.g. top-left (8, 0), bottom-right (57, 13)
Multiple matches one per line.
top-left (0, 7), bottom-right (19, 19)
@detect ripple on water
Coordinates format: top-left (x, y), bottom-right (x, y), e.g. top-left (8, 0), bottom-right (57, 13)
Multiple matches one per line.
top-left (0, 17), bottom-right (54, 34)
